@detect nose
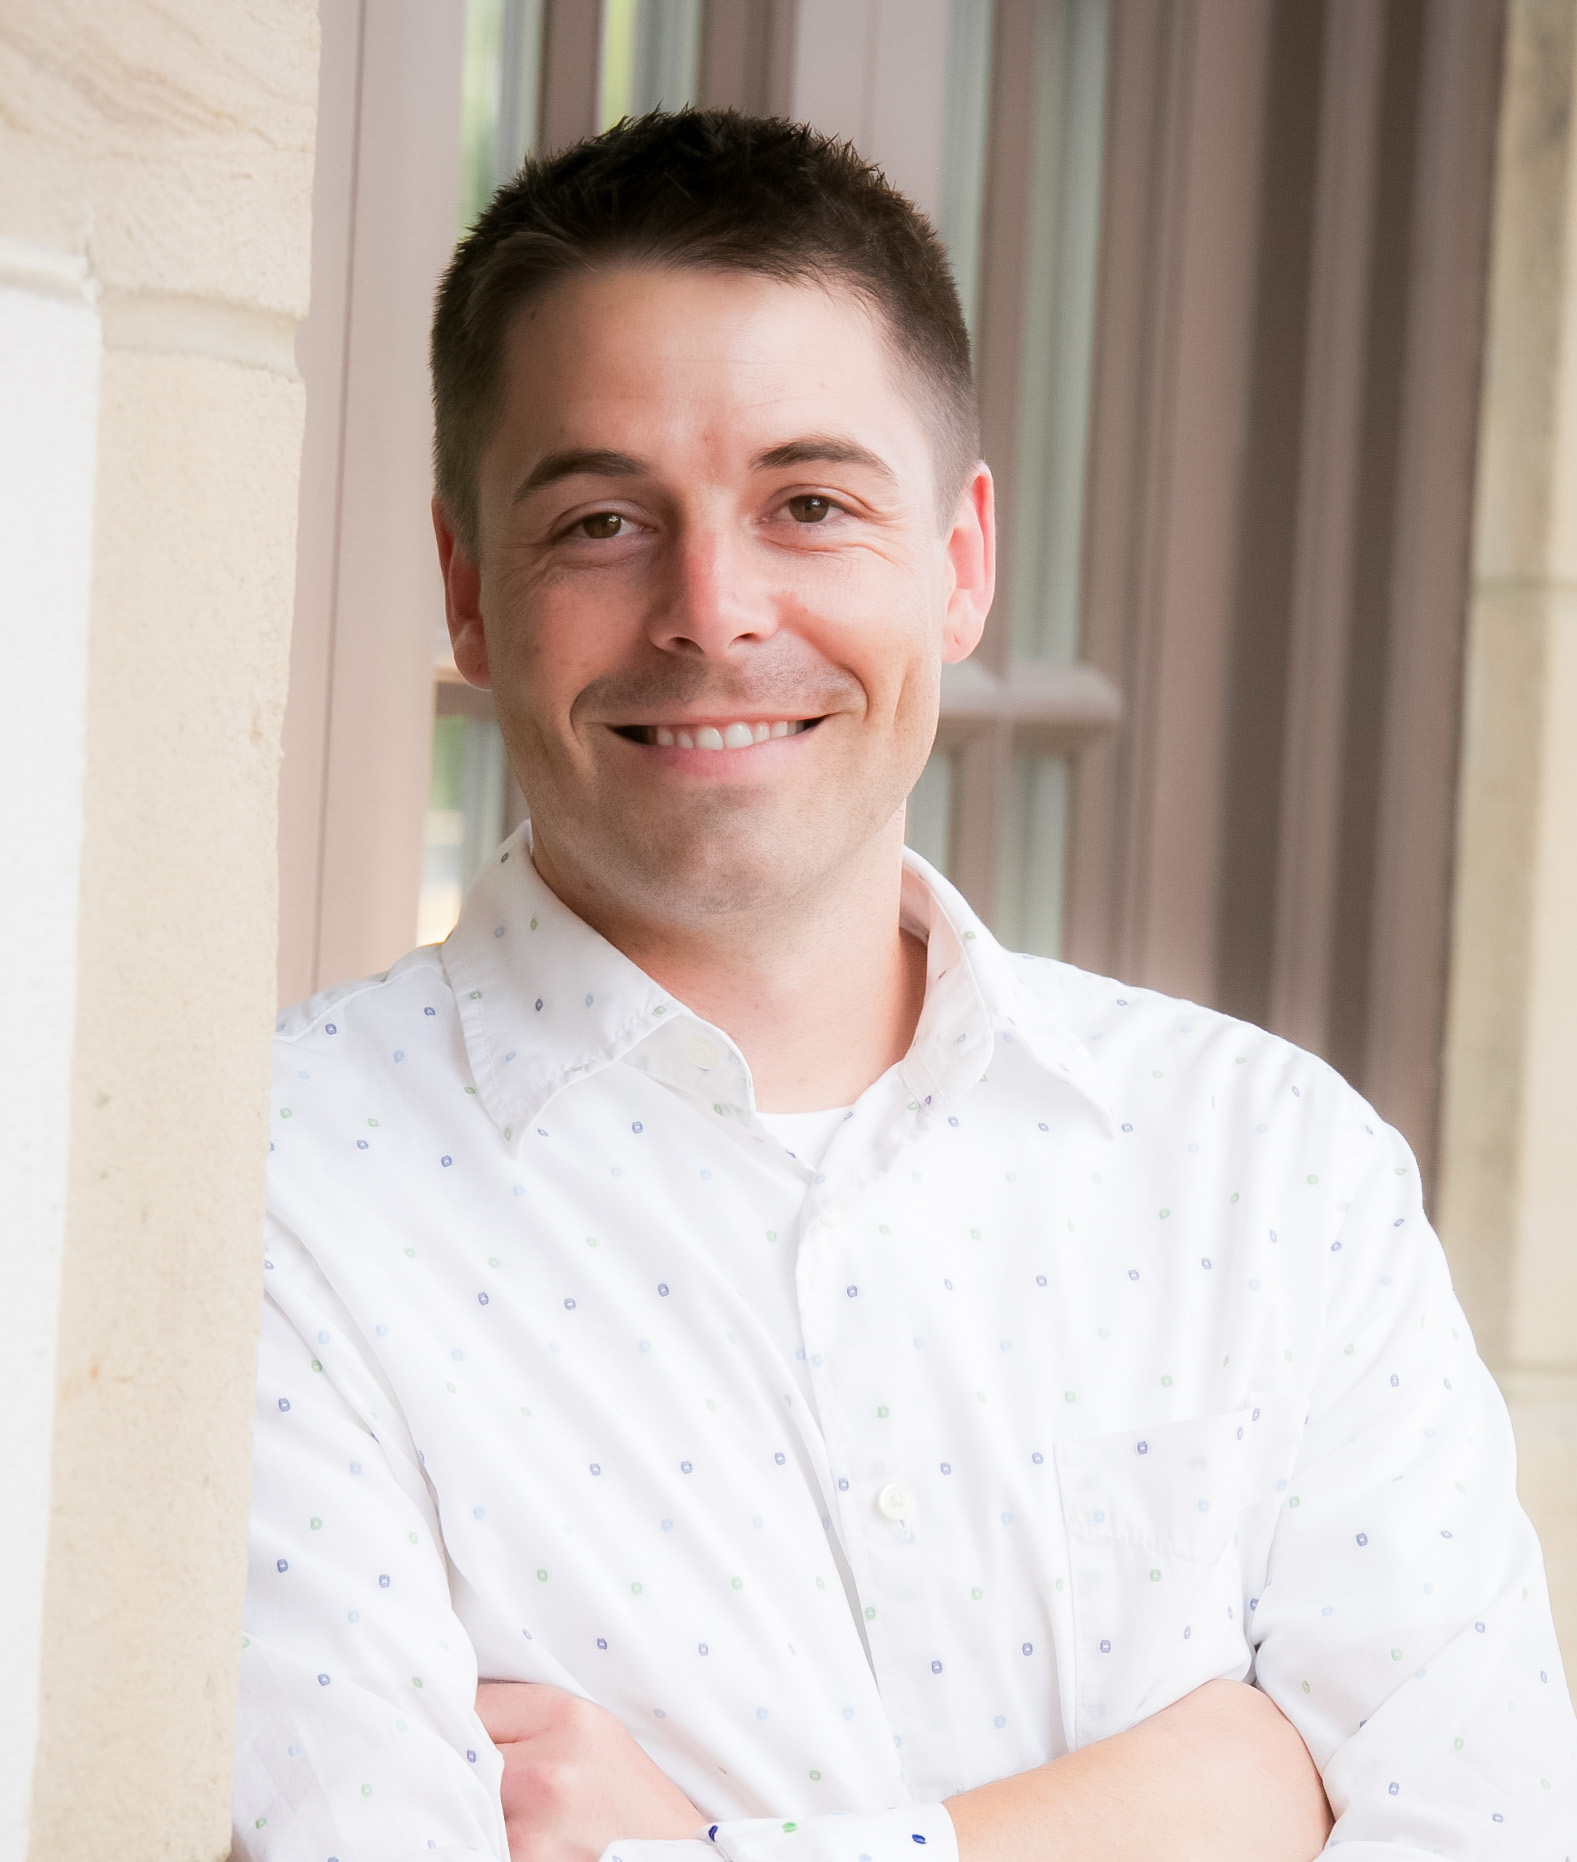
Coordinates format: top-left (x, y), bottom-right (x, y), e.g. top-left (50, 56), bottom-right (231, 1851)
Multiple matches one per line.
top-left (646, 518), bottom-right (777, 658)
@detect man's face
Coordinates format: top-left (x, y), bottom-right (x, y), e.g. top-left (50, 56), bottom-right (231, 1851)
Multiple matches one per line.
top-left (438, 266), bottom-right (992, 927)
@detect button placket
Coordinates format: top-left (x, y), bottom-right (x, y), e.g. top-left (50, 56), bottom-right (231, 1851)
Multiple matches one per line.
top-left (794, 1180), bottom-right (889, 1560)
top-left (799, 1182), bottom-right (938, 1776)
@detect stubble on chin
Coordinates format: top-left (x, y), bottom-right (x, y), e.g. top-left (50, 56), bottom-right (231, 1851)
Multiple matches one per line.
top-left (513, 636), bottom-right (935, 931)
top-left (573, 771), bottom-right (862, 924)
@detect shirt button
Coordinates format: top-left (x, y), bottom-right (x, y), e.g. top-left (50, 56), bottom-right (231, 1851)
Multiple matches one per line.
top-left (820, 1208), bottom-right (842, 1228)
top-left (876, 1482), bottom-right (916, 1523)
top-left (685, 1036), bottom-right (720, 1069)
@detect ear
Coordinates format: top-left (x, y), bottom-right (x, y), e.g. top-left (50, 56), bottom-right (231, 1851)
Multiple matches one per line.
top-left (941, 462), bottom-right (995, 664)
top-left (432, 498), bottom-right (492, 688)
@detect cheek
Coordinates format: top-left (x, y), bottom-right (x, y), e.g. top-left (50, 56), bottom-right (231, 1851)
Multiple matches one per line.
top-left (830, 583), bottom-right (944, 726)
top-left (487, 575), bottom-right (614, 716)
top-left (857, 590), bottom-right (944, 771)
top-left (805, 543), bottom-right (924, 628)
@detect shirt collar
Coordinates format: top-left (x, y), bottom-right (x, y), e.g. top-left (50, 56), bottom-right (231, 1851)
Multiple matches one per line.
top-left (442, 825), bottom-right (1114, 1150)
top-left (894, 849), bottom-right (1115, 1125)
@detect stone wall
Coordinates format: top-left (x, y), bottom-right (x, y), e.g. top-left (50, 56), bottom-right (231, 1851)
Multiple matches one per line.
top-left (1440, 0), bottom-right (1577, 1660)
top-left (0, 6), bottom-right (317, 1857)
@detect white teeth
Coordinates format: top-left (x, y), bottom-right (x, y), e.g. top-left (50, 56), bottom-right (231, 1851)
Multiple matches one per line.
top-left (646, 718), bottom-right (808, 748)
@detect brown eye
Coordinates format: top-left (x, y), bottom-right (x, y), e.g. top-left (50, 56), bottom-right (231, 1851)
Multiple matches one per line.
top-left (579, 512), bottom-right (623, 538)
top-left (787, 495), bottom-right (833, 523)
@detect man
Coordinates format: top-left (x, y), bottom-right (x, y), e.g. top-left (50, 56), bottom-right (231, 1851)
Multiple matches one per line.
top-left (235, 111), bottom-right (1574, 1860)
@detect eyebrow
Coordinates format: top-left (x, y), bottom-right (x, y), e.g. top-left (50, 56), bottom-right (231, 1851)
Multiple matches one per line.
top-left (752, 436), bottom-right (897, 481)
top-left (513, 448), bottom-right (648, 502)
top-left (511, 435), bottom-right (899, 504)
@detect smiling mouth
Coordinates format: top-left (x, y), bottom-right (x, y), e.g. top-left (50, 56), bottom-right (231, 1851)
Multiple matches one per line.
top-left (614, 718), bottom-right (820, 750)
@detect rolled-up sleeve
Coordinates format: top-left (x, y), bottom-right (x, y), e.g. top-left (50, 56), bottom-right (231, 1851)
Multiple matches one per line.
top-left (232, 1223), bottom-right (509, 1861)
top-left (1251, 1118), bottom-right (1576, 1856)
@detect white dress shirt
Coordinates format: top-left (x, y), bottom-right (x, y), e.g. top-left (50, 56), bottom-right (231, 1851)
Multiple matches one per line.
top-left (234, 828), bottom-right (1576, 1861)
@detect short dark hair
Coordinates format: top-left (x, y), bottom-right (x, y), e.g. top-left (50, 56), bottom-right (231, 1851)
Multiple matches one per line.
top-left (431, 108), bottom-right (978, 552)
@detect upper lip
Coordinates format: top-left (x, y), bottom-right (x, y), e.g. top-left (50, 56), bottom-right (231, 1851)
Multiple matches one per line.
top-left (606, 714), bottom-right (818, 726)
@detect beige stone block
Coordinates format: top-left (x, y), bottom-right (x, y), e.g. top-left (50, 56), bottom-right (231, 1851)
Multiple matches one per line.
top-left (0, 0), bottom-right (318, 313)
top-left (26, 347), bottom-right (303, 1862)
top-left (1510, 1385), bottom-right (1577, 1669)
top-left (1473, 0), bottom-right (1574, 582)
top-left (1445, 0), bottom-right (1577, 1690)
top-left (1512, 587), bottom-right (1577, 1366)
top-left (1437, 583), bottom-right (1547, 1366)
top-left (1442, 578), bottom-right (1577, 1372)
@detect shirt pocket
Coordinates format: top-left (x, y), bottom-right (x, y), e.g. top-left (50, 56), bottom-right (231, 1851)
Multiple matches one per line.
top-left (1055, 1404), bottom-right (1263, 1746)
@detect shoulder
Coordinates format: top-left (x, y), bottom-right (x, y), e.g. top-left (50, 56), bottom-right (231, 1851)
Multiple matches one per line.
top-left (1004, 949), bottom-right (1393, 1189)
top-left (1003, 947), bottom-right (1295, 1071)
top-left (268, 945), bottom-right (468, 1147)
top-left (273, 943), bottom-right (452, 1049)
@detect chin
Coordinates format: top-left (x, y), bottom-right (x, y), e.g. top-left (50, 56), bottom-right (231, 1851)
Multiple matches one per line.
top-left (559, 777), bottom-right (907, 921)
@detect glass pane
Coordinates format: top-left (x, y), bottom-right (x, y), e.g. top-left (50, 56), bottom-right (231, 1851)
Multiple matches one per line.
top-left (1006, 0), bottom-right (1107, 664)
top-left (905, 748), bottom-right (956, 875)
top-left (937, 0), bottom-right (996, 339)
top-left (418, 714), bottom-right (511, 945)
top-left (994, 753), bottom-right (1068, 956)
top-left (599, 0), bottom-right (703, 128)
top-left (461, 0), bottom-right (546, 230)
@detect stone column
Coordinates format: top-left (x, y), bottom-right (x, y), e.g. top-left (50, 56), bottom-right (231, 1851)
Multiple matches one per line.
top-left (1439, 0), bottom-right (1577, 1658)
top-left (0, 6), bottom-right (317, 1858)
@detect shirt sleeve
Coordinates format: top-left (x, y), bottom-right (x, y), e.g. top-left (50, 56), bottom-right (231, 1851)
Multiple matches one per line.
top-left (598, 1801), bottom-right (959, 1862)
top-left (1250, 1113), bottom-right (1577, 1857)
top-left (231, 1221), bottom-right (510, 1862)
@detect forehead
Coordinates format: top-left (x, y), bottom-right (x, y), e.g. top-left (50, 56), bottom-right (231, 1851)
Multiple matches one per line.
top-left (492, 265), bottom-right (932, 463)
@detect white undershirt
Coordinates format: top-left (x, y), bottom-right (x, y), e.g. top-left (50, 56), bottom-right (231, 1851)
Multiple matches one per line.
top-left (754, 1104), bottom-right (854, 1171)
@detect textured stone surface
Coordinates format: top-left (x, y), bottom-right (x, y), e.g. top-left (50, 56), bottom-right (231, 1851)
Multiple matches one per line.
top-left (0, 1), bottom-right (317, 311)
top-left (0, 5), bottom-right (316, 1857)
top-left (24, 350), bottom-right (304, 1861)
top-left (1439, 0), bottom-right (1577, 1660)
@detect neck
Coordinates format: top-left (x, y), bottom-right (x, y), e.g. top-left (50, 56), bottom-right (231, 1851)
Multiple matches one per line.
top-left (531, 816), bottom-right (928, 1111)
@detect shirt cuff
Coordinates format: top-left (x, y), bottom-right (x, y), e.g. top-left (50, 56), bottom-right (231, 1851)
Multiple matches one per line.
top-left (600, 1800), bottom-right (959, 1862)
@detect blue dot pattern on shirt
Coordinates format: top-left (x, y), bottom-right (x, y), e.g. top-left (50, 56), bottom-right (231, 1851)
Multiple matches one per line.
top-left (235, 831), bottom-right (1577, 1862)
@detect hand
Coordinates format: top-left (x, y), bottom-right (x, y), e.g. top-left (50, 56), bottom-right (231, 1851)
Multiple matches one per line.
top-left (477, 1681), bottom-right (704, 1862)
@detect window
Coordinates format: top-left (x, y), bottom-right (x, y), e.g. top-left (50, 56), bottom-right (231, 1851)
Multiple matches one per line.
top-left (598, 0), bottom-right (703, 126)
top-left (420, 0), bottom-right (550, 946)
top-left (419, 711), bottom-right (512, 946)
top-left (911, 0), bottom-right (1115, 960)
top-left (460, 0), bottom-right (545, 229)
top-left (936, 0), bottom-right (995, 341)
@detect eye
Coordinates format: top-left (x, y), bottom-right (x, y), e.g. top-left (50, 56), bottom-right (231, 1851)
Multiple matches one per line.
top-left (576, 511), bottom-right (624, 539)
top-left (786, 494), bottom-right (834, 524)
